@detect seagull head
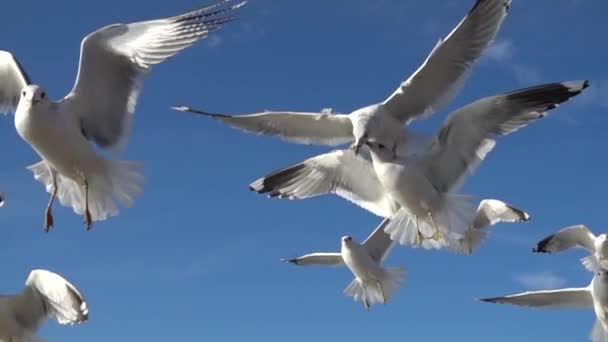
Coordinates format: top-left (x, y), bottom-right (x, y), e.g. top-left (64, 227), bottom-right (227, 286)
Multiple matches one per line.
top-left (21, 85), bottom-right (48, 105)
top-left (363, 136), bottom-right (397, 162)
top-left (597, 268), bottom-right (608, 280)
top-left (341, 235), bottom-right (353, 244)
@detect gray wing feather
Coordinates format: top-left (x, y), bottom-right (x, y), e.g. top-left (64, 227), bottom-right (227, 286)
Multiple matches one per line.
top-left (383, 0), bottom-right (510, 123)
top-left (173, 106), bottom-right (354, 146)
top-left (62, 0), bottom-right (246, 149)
top-left (284, 253), bottom-right (343, 266)
top-left (479, 287), bottom-right (593, 309)
top-left (361, 218), bottom-right (396, 264)
top-left (533, 224), bottom-right (596, 254)
top-left (0, 51), bottom-right (31, 114)
top-left (422, 80), bottom-right (588, 193)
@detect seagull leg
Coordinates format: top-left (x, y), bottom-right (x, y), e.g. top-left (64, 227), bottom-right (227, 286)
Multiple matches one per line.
top-left (44, 170), bottom-right (58, 232)
top-left (83, 179), bottom-right (92, 230)
top-left (361, 285), bottom-right (370, 311)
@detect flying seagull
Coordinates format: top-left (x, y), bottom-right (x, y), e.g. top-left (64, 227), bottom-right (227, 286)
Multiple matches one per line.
top-left (174, 0), bottom-right (510, 150)
top-left (0, 0), bottom-right (246, 231)
top-left (533, 224), bottom-right (608, 272)
top-left (478, 269), bottom-right (608, 342)
top-left (283, 219), bottom-right (404, 309)
top-left (0, 269), bottom-right (88, 342)
top-left (249, 146), bottom-right (530, 253)
top-left (360, 81), bottom-right (588, 246)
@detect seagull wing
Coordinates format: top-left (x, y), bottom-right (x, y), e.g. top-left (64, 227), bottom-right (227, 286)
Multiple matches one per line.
top-left (249, 148), bottom-right (399, 218)
top-left (534, 224), bottom-right (596, 254)
top-left (383, 0), bottom-right (510, 124)
top-left (0, 51), bottom-right (31, 114)
top-left (361, 218), bottom-right (396, 264)
top-left (173, 106), bottom-right (354, 146)
top-left (473, 199), bottom-right (530, 230)
top-left (12, 270), bottom-right (88, 331)
top-left (421, 80), bottom-right (588, 193)
top-left (479, 287), bottom-right (593, 309)
top-left (61, 0), bottom-right (246, 149)
top-left (284, 253), bottom-right (343, 266)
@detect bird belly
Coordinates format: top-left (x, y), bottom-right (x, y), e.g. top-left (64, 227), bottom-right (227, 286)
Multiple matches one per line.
top-left (342, 246), bottom-right (383, 282)
top-left (15, 107), bottom-right (103, 182)
top-left (375, 162), bottom-right (440, 217)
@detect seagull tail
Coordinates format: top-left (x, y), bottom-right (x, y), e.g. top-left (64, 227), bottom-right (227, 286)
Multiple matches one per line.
top-left (343, 268), bottom-right (405, 308)
top-left (581, 255), bottom-right (600, 273)
top-left (590, 319), bottom-right (607, 342)
top-left (28, 158), bottom-right (143, 222)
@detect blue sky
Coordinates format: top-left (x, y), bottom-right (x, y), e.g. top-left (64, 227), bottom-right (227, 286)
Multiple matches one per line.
top-left (0, 0), bottom-right (607, 340)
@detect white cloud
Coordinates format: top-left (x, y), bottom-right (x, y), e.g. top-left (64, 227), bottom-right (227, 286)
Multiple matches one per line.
top-left (515, 271), bottom-right (566, 290)
top-left (485, 39), bottom-right (515, 62)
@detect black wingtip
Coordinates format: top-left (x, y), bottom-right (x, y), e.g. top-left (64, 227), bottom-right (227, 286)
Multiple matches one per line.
top-left (532, 234), bottom-right (554, 253)
top-left (280, 258), bottom-right (299, 265)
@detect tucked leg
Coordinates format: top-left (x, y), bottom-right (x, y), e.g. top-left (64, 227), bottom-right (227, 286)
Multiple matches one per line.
top-left (83, 179), bottom-right (92, 230)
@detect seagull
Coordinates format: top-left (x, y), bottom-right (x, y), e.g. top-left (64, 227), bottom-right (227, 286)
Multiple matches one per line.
top-left (173, 0), bottom-right (510, 150)
top-left (478, 269), bottom-right (608, 342)
top-left (249, 150), bottom-right (530, 253)
top-left (0, 0), bottom-right (246, 231)
top-left (360, 81), bottom-right (588, 246)
top-left (283, 219), bottom-right (404, 309)
top-left (0, 269), bottom-right (88, 342)
top-left (533, 224), bottom-right (608, 272)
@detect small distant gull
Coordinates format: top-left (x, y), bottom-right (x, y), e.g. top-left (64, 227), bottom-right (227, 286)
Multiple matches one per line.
top-left (360, 81), bottom-right (588, 247)
top-left (534, 224), bottom-right (608, 272)
top-left (283, 219), bottom-right (404, 309)
top-left (174, 0), bottom-right (510, 150)
top-left (0, 269), bottom-right (88, 342)
top-left (478, 269), bottom-right (608, 342)
top-left (0, 0), bottom-right (246, 231)
top-left (250, 145), bottom-right (530, 252)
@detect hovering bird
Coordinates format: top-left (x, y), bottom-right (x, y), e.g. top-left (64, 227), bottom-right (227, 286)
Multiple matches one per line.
top-left (479, 269), bottom-right (608, 342)
top-left (284, 219), bottom-right (404, 309)
top-left (361, 81), bottom-right (588, 246)
top-left (174, 0), bottom-right (511, 151)
top-left (0, 269), bottom-right (88, 342)
top-left (250, 145), bottom-right (530, 252)
top-left (0, 0), bottom-right (246, 231)
top-left (534, 224), bottom-right (608, 272)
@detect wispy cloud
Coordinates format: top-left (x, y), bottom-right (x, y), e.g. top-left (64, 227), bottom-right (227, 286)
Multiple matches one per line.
top-left (515, 271), bottom-right (566, 290)
top-left (484, 39), bottom-right (542, 85)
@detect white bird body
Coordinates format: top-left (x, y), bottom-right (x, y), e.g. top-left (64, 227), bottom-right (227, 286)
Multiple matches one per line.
top-left (285, 219), bottom-right (404, 309)
top-left (14, 86), bottom-right (101, 184)
top-left (0, 0), bottom-right (247, 230)
top-left (592, 276), bottom-right (608, 336)
top-left (341, 237), bottom-right (385, 285)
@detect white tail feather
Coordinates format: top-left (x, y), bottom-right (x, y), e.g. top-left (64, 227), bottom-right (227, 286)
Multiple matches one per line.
top-left (343, 267), bottom-right (405, 308)
top-left (27, 158), bottom-right (143, 221)
top-left (582, 255), bottom-right (600, 273)
top-left (590, 319), bottom-right (608, 342)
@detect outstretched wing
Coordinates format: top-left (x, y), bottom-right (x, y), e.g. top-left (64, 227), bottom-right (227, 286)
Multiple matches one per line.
top-left (422, 80), bottom-right (588, 193)
top-left (13, 269), bottom-right (88, 331)
top-left (249, 148), bottom-right (399, 218)
top-left (283, 253), bottom-right (343, 266)
top-left (473, 199), bottom-right (530, 230)
top-left (479, 287), bottom-right (593, 309)
top-left (361, 218), bottom-right (396, 264)
top-left (533, 224), bottom-right (596, 254)
top-left (0, 51), bottom-right (31, 114)
top-left (62, 0), bottom-right (246, 149)
top-left (173, 106), bottom-right (354, 146)
top-left (383, 0), bottom-right (510, 124)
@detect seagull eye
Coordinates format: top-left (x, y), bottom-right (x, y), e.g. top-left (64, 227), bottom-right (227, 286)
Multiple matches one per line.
top-left (21, 91), bottom-right (26, 96)
top-left (378, 143), bottom-right (386, 149)
top-left (40, 92), bottom-right (46, 99)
